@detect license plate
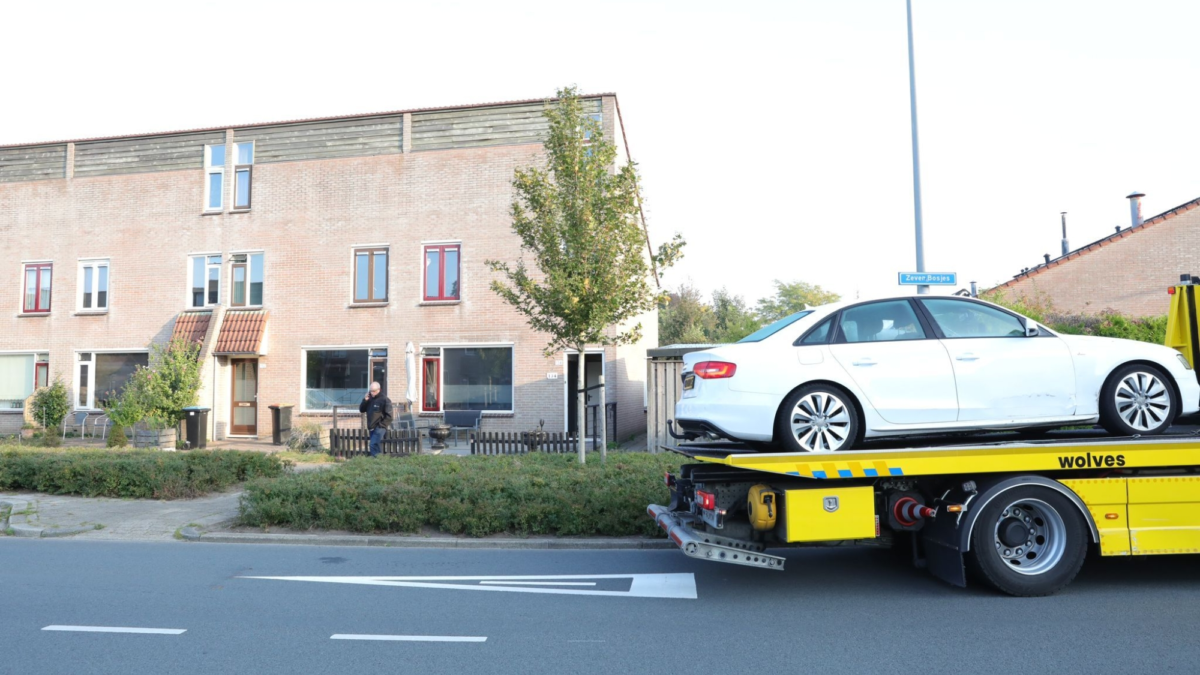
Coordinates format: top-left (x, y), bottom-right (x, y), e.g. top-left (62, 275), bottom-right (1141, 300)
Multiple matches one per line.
top-left (683, 373), bottom-right (695, 391)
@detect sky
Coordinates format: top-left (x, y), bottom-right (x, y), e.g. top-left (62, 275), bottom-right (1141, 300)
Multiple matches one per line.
top-left (4, 0), bottom-right (1199, 306)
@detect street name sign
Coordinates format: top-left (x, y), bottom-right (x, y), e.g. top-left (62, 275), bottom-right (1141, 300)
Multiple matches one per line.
top-left (898, 272), bottom-right (957, 286)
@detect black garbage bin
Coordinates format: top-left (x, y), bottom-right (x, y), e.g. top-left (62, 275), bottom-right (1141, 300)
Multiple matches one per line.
top-left (269, 404), bottom-right (293, 446)
top-left (182, 407), bottom-right (210, 449)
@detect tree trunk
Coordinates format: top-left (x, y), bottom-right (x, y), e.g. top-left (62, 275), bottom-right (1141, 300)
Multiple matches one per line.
top-left (576, 347), bottom-right (587, 465)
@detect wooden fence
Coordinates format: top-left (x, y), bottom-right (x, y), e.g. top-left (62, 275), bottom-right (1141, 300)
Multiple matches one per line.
top-left (469, 431), bottom-right (579, 455)
top-left (329, 428), bottom-right (420, 457)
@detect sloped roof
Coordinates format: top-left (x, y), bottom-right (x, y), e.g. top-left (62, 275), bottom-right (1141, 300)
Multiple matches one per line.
top-left (214, 310), bottom-right (269, 354)
top-left (171, 311), bottom-right (212, 346)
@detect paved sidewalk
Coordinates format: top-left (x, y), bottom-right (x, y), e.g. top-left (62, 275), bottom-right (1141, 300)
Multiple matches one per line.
top-left (0, 490), bottom-right (241, 541)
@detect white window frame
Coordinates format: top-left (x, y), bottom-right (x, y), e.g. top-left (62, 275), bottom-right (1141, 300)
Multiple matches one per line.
top-left (73, 348), bottom-right (151, 411)
top-left (187, 253), bottom-right (223, 308)
top-left (233, 141), bottom-right (254, 211)
top-left (419, 342), bottom-right (516, 415)
top-left (0, 350), bottom-right (46, 411)
top-left (299, 344), bottom-right (388, 413)
top-left (76, 258), bottom-right (110, 312)
top-left (204, 144), bottom-right (226, 212)
top-left (230, 250), bottom-right (265, 308)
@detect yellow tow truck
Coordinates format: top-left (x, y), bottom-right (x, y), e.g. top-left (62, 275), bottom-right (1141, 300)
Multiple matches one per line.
top-left (651, 277), bottom-right (1200, 596)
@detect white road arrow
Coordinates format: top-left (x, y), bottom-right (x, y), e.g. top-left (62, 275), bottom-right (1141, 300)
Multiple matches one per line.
top-left (240, 573), bottom-right (697, 599)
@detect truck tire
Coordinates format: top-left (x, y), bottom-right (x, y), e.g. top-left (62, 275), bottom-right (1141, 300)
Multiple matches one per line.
top-left (776, 384), bottom-right (862, 453)
top-left (965, 486), bottom-right (1088, 597)
top-left (1099, 363), bottom-right (1177, 437)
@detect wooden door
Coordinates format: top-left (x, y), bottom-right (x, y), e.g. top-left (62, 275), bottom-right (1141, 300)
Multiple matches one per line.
top-left (231, 359), bottom-right (258, 435)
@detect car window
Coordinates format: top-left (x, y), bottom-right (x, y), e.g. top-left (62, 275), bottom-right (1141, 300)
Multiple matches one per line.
top-left (921, 299), bottom-right (1025, 338)
top-left (800, 317), bottom-right (833, 344)
top-left (836, 300), bottom-right (926, 344)
top-left (738, 310), bottom-right (812, 343)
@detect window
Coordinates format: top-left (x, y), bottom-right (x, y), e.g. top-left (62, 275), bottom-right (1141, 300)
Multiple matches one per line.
top-left (190, 255), bottom-right (222, 307)
top-left (0, 354), bottom-right (38, 410)
top-left (423, 244), bottom-right (460, 301)
top-left (205, 144), bottom-right (226, 211)
top-left (231, 253), bottom-right (264, 307)
top-left (420, 346), bottom-right (514, 412)
top-left (78, 260), bottom-right (109, 311)
top-left (233, 142), bottom-right (253, 210)
top-left (35, 354), bottom-right (49, 389)
top-left (304, 349), bottom-right (374, 411)
top-left (582, 112), bottom-right (602, 144)
top-left (737, 311), bottom-right (812, 343)
top-left (75, 351), bottom-right (148, 409)
top-left (837, 301), bottom-right (926, 344)
top-left (354, 247), bottom-right (388, 303)
top-left (921, 299), bottom-right (1027, 339)
top-left (800, 317), bottom-right (834, 345)
top-left (22, 263), bottom-right (52, 313)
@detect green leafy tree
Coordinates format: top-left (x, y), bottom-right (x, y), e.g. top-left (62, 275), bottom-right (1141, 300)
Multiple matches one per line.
top-left (30, 376), bottom-right (70, 430)
top-left (122, 338), bottom-right (204, 429)
top-left (711, 287), bottom-right (761, 343)
top-left (488, 86), bottom-right (684, 463)
top-left (658, 283), bottom-right (714, 346)
top-left (755, 280), bottom-right (840, 323)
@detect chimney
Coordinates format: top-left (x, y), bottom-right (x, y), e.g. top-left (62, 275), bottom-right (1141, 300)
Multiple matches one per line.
top-left (1060, 212), bottom-right (1069, 256)
top-left (1127, 191), bottom-right (1145, 227)
top-left (1044, 254), bottom-right (1051, 265)
top-left (1115, 226), bottom-right (1121, 234)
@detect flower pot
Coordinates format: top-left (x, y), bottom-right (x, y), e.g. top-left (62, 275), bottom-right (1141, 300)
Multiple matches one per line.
top-left (133, 427), bottom-right (178, 450)
top-left (428, 424), bottom-right (452, 452)
top-left (20, 428), bottom-right (35, 440)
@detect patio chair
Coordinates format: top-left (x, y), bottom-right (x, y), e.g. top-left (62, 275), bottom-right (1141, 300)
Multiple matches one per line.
top-left (90, 414), bottom-right (112, 440)
top-left (62, 411), bottom-right (91, 440)
top-left (391, 411), bottom-right (430, 432)
top-left (442, 410), bottom-right (482, 447)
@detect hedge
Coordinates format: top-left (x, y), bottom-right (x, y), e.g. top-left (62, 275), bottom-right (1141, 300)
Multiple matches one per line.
top-left (0, 447), bottom-right (287, 499)
top-left (239, 453), bottom-right (682, 537)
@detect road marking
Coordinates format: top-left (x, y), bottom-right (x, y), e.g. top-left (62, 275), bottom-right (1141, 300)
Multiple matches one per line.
top-left (331, 634), bottom-right (486, 642)
top-left (478, 581), bottom-right (596, 587)
top-left (242, 573), bottom-right (697, 600)
top-left (42, 626), bottom-right (186, 635)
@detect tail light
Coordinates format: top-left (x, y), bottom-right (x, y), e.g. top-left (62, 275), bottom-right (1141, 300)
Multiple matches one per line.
top-left (696, 489), bottom-right (717, 511)
top-left (664, 472), bottom-right (676, 488)
top-left (693, 361), bottom-right (737, 379)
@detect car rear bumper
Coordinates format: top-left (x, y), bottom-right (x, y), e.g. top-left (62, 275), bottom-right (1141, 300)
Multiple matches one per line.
top-left (675, 394), bottom-right (778, 442)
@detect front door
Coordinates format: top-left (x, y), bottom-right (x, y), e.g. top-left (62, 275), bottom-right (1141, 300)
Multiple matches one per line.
top-left (370, 357), bottom-right (387, 399)
top-left (231, 358), bottom-right (258, 435)
top-left (566, 353), bottom-right (603, 434)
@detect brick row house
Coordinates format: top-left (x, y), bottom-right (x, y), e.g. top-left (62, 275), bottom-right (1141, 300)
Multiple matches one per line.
top-left (0, 94), bottom-right (655, 441)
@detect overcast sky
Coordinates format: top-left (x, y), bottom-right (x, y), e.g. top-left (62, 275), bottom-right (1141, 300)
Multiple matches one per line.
top-left (5, 0), bottom-right (1198, 305)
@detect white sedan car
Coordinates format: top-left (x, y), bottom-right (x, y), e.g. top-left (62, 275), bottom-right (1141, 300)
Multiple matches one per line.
top-left (675, 295), bottom-right (1200, 452)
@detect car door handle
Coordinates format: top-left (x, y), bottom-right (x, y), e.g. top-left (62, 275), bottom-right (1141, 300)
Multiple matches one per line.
top-left (956, 353), bottom-right (979, 361)
top-left (851, 359), bottom-right (877, 367)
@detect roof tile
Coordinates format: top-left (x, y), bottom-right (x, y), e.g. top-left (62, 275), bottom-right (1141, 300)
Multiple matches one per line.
top-left (171, 311), bottom-right (212, 346)
top-left (214, 310), bottom-right (269, 354)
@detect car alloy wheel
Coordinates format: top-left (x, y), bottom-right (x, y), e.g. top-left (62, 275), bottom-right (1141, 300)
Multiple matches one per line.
top-left (1114, 371), bottom-right (1172, 432)
top-left (790, 391), bottom-right (852, 452)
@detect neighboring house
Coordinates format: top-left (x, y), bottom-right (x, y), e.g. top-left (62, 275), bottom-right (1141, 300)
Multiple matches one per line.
top-left (0, 94), bottom-right (654, 441)
top-left (994, 192), bottom-right (1200, 316)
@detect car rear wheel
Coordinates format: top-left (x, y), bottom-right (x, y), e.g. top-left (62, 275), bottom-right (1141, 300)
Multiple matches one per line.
top-left (776, 384), bottom-right (862, 453)
top-left (1099, 364), bottom-right (1176, 437)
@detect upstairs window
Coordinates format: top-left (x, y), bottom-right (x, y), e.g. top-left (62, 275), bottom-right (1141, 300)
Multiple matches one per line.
top-left (423, 244), bottom-right (460, 301)
top-left (354, 247), bottom-right (388, 303)
top-left (205, 144), bottom-right (226, 211)
top-left (233, 142), bottom-right (254, 210)
top-left (190, 255), bottom-right (222, 307)
top-left (231, 253), bottom-right (264, 307)
top-left (78, 259), bottom-right (109, 311)
top-left (23, 263), bottom-right (52, 313)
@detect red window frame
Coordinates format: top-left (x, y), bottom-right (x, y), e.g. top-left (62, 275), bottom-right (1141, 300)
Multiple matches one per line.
top-left (23, 263), bottom-right (52, 313)
top-left (34, 361), bottom-right (49, 389)
top-left (421, 356), bottom-right (441, 412)
top-left (423, 244), bottom-right (460, 301)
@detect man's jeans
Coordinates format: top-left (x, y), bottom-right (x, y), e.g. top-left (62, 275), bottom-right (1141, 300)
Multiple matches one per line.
top-left (369, 427), bottom-right (386, 457)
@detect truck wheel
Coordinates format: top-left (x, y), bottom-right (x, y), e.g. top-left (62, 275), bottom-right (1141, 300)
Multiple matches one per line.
top-left (965, 487), bottom-right (1088, 597)
top-left (1099, 364), bottom-right (1176, 437)
top-left (776, 384), bottom-right (862, 453)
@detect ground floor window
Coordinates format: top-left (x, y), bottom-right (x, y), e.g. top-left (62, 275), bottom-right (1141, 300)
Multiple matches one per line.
top-left (304, 348), bottom-right (386, 411)
top-left (76, 351), bottom-right (148, 409)
top-left (0, 353), bottom-right (43, 410)
top-left (421, 346), bottom-right (513, 412)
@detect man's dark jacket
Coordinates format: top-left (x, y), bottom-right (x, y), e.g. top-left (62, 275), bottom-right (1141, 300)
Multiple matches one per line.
top-left (359, 393), bottom-right (393, 431)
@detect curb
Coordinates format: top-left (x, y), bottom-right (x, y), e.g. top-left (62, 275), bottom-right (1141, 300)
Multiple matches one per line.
top-left (181, 528), bottom-right (675, 550)
top-left (0, 498), bottom-right (95, 539)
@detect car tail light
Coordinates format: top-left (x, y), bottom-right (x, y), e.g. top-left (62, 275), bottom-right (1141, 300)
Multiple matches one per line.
top-left (696, 489), bottom-right (717, 511)
top-left (693, 361), bottom-right (737, 379)
top-left (665, 472), bottom-right (676, 488)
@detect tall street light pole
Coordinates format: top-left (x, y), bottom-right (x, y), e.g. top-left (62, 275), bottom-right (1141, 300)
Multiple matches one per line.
top-left (906, 0), bottom-right (928, 295)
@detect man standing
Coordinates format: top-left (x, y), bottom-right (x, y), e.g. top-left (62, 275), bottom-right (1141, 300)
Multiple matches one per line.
top-left (359, 381), bottom-right (393, 458)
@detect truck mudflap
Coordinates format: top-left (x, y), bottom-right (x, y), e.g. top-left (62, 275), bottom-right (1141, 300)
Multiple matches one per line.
top-left (648, 504), bottom-right (786, 570)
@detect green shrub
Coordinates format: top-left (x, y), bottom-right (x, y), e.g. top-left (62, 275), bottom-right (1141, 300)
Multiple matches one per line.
top-left (0, 447), bottom-right (287, 499)
top-left (107, 427), bottom-right (129, 448)
top-left (29, 378), bottom-right (70, 430)
top-left (239, 453), bottom-right (681, 537)
top-left (984, 289), bottom-right (1166, 345)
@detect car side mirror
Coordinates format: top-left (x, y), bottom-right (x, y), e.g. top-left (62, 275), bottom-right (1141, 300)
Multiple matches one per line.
top-left (1025, 324), bottom-right (1040, 337)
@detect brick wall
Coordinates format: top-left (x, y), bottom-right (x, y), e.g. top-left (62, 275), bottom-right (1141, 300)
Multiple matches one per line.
top-left (994, 201), bottom-right (1200, 317)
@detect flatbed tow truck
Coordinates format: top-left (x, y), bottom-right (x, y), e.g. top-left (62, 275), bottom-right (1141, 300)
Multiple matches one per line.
top-left (649, 278), bottom-right (1200, 596)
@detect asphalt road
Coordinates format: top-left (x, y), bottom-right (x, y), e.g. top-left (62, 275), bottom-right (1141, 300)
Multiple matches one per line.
top-left (3, 540), bottom-right (1199, 675)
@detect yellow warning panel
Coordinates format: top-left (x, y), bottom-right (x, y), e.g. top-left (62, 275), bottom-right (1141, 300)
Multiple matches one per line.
top-left (1128, 476), bottom-right (1200, 555)
top-left (785, 486), bottom-right (876, 543)
top-left (1060, 478), bottom-right (1130, 556)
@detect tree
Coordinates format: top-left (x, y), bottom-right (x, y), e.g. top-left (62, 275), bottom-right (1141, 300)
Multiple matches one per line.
top-left (123, 338), bottom-right (204, 428)
top-left (30, 376), bottom-right (70, 431)
top-left (755, 280), bottom-right (840, 323)
top-left (658, 282), bottom-right (714, 346)
top-left (489, 86), bottom-right (684, 463)
top-left (711, 287), bottom-right (761, 343)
